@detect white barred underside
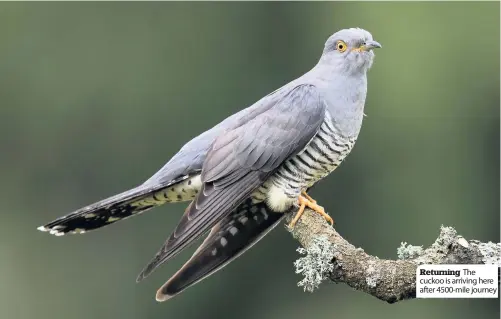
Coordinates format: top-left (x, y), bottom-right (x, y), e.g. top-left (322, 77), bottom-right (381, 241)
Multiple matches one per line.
top-left (252, 112), bottom-right (357, 212)
top-left (131, 175), bottom-right (203, 208)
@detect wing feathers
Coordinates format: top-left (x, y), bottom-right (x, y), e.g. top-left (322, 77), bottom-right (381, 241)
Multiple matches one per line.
top-left (155, 201), bottom-right (285, 301)
top-left (136, 172), bottom-right (267, 282)
top-left (138, 84), bottom-right (327, 284)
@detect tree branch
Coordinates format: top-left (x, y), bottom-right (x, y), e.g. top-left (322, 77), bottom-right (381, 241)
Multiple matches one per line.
top-left (285, 208), bottom-right (501, 303)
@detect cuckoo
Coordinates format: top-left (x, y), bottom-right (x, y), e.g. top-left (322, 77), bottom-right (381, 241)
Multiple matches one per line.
top-left (38, 28), bottom-right (382, 302)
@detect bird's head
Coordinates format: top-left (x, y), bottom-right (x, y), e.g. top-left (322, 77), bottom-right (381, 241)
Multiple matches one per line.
top-left (320, 28), bottom-right (382, 74)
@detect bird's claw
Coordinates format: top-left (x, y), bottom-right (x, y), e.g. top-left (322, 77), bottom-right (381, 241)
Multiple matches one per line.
top-left (288, 194), bottom-right (334, 228)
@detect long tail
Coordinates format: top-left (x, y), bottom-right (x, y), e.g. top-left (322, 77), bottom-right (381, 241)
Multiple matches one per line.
top-left (153, 201), bottom-right (285, 302)
top-left (37, 174), bottom-right (201, 236)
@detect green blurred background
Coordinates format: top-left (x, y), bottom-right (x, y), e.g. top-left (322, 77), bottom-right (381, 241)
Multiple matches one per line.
top-left (0, 2), bottom-right (499, 319)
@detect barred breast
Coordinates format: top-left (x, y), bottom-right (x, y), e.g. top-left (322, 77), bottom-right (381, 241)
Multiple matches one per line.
top-left (252, 112), bottom-right (357, 212)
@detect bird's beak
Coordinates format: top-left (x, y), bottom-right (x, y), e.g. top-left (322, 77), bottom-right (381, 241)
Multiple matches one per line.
top-left (361, 40), bottom-right (382, 51)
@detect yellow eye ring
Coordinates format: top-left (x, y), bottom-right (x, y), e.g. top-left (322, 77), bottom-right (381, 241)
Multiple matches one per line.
top-left (336, 40), bottom-right (347, 53)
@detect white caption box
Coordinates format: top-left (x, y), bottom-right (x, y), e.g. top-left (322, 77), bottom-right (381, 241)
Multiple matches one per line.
top-left (416, 264), bottom-right (499, 298)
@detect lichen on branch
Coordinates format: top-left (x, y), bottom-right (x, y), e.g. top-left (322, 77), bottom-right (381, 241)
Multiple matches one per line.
top-left (285, 208), bottom-right (500, 303)
top-left (293, 235), bottom-right (335, 292)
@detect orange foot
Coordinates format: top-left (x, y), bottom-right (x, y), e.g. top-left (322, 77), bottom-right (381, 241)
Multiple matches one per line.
top-left (288, 191), bottom-right (334, 228)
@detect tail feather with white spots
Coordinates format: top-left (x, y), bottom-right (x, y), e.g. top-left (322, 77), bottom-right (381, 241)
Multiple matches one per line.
top-left (152, 200), bottom-right (285, 302)
top-left (37, 174), bottom-right (202, 236)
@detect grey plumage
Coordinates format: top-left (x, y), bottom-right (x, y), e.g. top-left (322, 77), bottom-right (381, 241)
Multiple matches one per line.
top-left (136, 84), bottom-right (326, 282)
top-left (38, 27), bottom-right (381, 301)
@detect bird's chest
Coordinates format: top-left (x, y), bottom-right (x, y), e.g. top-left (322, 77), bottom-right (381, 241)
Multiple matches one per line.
top-left (252, 117), bottom-right (356, 211)
top-left (283, 118), bottom-right (355, 188)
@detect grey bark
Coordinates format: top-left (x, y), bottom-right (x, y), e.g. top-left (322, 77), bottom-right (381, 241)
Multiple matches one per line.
top-left (285, 208), bottom-right (500, 303)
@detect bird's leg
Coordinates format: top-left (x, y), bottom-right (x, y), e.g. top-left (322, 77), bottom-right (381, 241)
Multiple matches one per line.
top-left (288, 199), bottom-right (307, 228)
top-left (301, 190), bottom-right (316, 204)
top-left (289, 195), bottom-right (334, 228)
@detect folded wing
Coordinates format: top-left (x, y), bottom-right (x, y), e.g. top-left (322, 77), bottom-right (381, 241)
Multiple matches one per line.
top-left (137, 84), bottom-right (327, 281)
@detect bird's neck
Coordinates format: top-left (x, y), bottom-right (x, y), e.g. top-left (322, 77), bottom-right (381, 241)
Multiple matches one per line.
top-left (307, 63), bottom-right (368, 138)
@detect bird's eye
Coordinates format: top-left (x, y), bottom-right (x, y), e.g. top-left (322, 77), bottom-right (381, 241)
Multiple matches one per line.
top-left (336, 40), bottom-right (347, 53)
